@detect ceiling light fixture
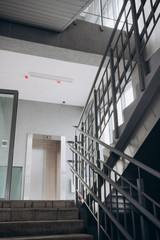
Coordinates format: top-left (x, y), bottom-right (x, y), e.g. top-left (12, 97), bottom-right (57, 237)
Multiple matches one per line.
top-left (29, 72), bottom-right (73, 83)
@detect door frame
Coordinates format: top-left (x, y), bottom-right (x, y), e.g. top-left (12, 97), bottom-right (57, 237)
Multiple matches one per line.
top-left (24, 134), bottom-right (66, 200)
top-left (0, 89), bottom-right (18, 199)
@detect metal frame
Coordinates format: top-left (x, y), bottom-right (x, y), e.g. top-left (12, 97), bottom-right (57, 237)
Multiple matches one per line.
top-left (68, 1), bottom-right (160, 239)
top-left (78, 0), bottom-right (159, 143)
top-left (130, 0), bottom-right (145, 91)
top-left (0, 89), bottom-right (18, 200)
top-left (98, 0), bottom-right (104, 30)
top-left (68, 127), bottom-right (160, 239)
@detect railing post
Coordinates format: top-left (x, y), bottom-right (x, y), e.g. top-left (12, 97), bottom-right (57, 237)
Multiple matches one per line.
top-left (110, 48), bottom-right (119, 139)
top-left (81, 122), bottom-right (85, 198)
top-left (137, 178), bottom-right (149, 240)
top-left (94, 89), bottom-right (99, 140)
top-left (75, 135), bottom-right (78, 207)
top-left (99, 0), bottom-right (104, 31)
top-left (94, 89), bottom-right (103, 240)
top-left (130, 0), bottom-right (145, 91)
top-left (94, 89), bottom-right (100, 169)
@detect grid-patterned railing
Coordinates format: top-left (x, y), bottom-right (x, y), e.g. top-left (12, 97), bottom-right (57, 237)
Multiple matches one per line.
top-left (68, 0), bottom-right (160, 239)
top-left (68, 128), bottom-right (160, 240)
top-left (78, 0), bottom-right (159, 141)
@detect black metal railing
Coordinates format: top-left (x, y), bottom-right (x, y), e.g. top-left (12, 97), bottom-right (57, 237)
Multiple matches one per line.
top-left (67, 0), bottom-right (160, 239)
top-left (68, 128), bottom-right (160, 240)
top-left (78, 0), bottom-right (159, 141)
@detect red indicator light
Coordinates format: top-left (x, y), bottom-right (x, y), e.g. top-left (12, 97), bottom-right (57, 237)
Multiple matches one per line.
top-left (57, 81), bottom-right (61, 83)
top-left (25, 75), bottom-right (29, 79)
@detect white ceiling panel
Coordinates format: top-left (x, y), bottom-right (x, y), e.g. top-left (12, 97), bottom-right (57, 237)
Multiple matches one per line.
top-left (0, 50), bottom-right (100, 106)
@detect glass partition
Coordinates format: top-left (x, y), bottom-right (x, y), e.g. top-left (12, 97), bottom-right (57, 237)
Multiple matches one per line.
top-left (0, 90), bottom-right (18, 199)
top-left (78, 0), bottom-right (127, 29)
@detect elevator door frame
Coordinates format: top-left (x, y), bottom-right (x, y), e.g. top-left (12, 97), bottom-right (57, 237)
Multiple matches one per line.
top-left (24, 134), bottom-right (66, 200)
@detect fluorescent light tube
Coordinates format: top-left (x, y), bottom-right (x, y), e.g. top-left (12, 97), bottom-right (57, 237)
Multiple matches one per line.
top-left (29, 72), bottom-right (73, 83)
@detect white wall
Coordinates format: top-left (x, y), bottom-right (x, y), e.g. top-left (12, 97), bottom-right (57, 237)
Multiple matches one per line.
top-left (13, 99), bottom-right (83, 200)
top-left (136, 0), bottom-right (160, 60)
top-left (144, 22), bottom-right (160, 60)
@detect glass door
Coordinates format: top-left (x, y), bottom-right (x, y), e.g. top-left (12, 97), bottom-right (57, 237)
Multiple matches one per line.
top-left (0, 89), bottom-right (18, 199)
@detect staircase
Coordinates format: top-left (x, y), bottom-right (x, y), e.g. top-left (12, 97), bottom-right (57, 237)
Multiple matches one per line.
top-left (0, 200), bottom-right (93, 240)
top-left (67, 0), bottom-right (160, 239)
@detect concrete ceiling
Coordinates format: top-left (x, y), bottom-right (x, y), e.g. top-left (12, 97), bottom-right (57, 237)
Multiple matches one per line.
top-left (0, 0), bottom-right (104, 107)
top-left (0, 50), bottom-right (100, 106)
top-left (0, 0), bottom-right (93, 32)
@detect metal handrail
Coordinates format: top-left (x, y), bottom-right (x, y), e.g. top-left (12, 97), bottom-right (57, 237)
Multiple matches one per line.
top-left (74, 126), bottom-right (160, 180)
top-left (69, 0), bottom-right (160, 238)
top-left (74, 139), bottom-right (160, 209)
top-left (67, 141), bottom-right (160, 230)
top-left (78, 0), bottom-right (128, 127)
top-left (78, 0), bottom-right (159, 141)
top-left (68, 161), bottom-right (133, 240)
top-left (68, 146), bottom-right (160, 229)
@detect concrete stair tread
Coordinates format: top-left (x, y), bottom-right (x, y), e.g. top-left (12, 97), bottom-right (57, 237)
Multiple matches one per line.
top-left (0, 200), bottom-right (75, 209)
top-left (0, 207), bottom-right (78, 211)
top-left (0, 207), bottom-right (79, 222)
top-left (0, 219), bottom-right (83, 224)
top-left (0, 219), bottom-right (84, 237)
top-left (0, 233), bottom-right (94, 239)
top-left (0, 200), bottom-right (94, 239)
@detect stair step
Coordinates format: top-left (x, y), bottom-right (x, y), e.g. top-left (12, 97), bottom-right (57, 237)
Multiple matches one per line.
top-left (0, 220), bottom-right (84, 237)
top-left (0, 207), bottom-right (78, 222)
top-left (0, 200), bottom-right (75, 209)
top-left (0, 233), bottom-right (94, 240)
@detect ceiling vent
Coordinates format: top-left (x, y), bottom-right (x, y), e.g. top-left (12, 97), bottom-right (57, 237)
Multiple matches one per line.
top-left (29, 72), bottom-right (73, 83)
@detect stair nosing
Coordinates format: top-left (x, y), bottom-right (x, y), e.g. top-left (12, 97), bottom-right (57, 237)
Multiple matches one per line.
top-left (0, 207), bottom-right (78, 210)
top-left (0, 233), bottom-right (93, 240)
top-left (0, 219), bottom-right (83, 224)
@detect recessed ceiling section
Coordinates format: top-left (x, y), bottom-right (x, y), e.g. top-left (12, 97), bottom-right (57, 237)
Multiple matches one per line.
top-left (0, 0), bottom-right (93, 32)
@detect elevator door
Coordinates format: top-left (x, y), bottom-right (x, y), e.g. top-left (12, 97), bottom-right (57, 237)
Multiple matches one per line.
top-left (30, 136), bottom-right (60, 200)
